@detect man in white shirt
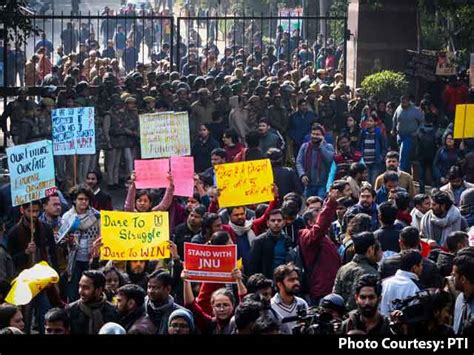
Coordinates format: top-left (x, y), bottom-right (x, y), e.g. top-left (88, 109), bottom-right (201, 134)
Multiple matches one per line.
top-left (270, 262), bottom-right (308, 332)
top-left (380, 249), bottom-right (423, 316)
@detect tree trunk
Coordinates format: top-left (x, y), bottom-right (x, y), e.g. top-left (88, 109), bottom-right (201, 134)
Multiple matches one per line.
top-left (318, 0), bottom-right (332, 37)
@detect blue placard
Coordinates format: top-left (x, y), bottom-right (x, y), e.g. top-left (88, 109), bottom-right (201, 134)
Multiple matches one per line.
top-left (7, 140), bottom-right (56, 207)
top-left (52, 107), bottom-right (95, 155)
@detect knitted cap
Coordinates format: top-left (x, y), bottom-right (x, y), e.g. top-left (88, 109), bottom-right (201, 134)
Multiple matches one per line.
top-left (168, 309), bottom-right (195, 332)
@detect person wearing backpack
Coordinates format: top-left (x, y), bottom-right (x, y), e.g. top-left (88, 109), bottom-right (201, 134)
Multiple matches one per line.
top-left (297, 188), bottom-right (342, 306)
top-left (417, 106), bottom-right (438, 193)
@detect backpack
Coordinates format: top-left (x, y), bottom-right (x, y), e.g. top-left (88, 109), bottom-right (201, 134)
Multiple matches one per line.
top-left (417, 125), bottom-right (437, 160)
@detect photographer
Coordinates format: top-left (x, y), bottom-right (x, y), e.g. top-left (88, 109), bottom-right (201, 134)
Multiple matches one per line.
top-left (340, 274), bottom-right (390, 335)
top-left (389, 291), bottom-right (454, 335)
top-left (380, 250), bottom-right (423, 316)
top-left (453, 247), bottom-right (474, 334)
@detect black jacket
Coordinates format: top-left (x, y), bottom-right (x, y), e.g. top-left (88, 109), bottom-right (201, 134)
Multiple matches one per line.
top-left (67, 299), bottom-right (119, 334)
top-left (437, 251), bottom-right (455, 278)
top-left (380, 254), bottom-right (442, 288)
top-left (173, 222), bottom-right (200, 259)
top-left (272, 165), bottom-right (304, 204)
top-left (249, 230), bottom-right (293, 279)
top-left (374, 225), bottom-right (400, 253)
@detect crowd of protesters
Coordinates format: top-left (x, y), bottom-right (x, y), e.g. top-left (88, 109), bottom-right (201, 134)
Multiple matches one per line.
top-left (1, 3), bottom-right (474, 335)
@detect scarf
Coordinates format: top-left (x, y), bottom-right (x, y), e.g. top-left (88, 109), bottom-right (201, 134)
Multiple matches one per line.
top-left (410, 208), bottom-right (425, 229)
top-left (304, 142), bottom-right (322, 183)
top-left (145, 295), bottom-right (175, 330)
top-left (78, 294), bottom-right (107, 334)
top-left (421, 206), bottom-right (462, 247)
top-left (229, 220), bottom-right (257, 246)
top-left (119, 305), bottom-right (146, 332)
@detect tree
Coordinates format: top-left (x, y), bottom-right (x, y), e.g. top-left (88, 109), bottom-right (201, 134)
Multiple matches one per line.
top-left (0, 0), bottom-right (42, 46)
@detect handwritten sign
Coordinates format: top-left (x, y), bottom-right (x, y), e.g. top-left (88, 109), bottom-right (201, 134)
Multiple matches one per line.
top-left (140, 111), bottom-right (191, 158)
top-left (184, 243), bottom-right (237, 283)
top-left (7, 140), bottom-right (56, 207)
top-left (100, 211), bottom-right (170, 260)
top-left (453, 104), bottom-right (474, 139)
top-left (215, 159), bottom-right (274, 208)
top-left (170, 156), bottom-right (194, 197)
top-left (52, 107), bottom-right (95, 155)
top-left (134, 159), bottom-right (170, 189)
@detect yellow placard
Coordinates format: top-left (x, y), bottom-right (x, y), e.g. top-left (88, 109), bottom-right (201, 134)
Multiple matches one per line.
top-left (454, 104), bottom-right (474, 139)
top-left (6, 261), bottom-right (59, 306)
top-left (100, 211), bottom-right (170, 261)
top-left (215, 159), bottom-right (274, 208)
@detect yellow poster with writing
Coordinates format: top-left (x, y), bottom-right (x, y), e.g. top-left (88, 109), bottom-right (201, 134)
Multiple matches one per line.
top-left (454, 104), bottom-right (474, 139)
top-left (6, 261), bottom-right (59, 306)
top-left (100, 211), bottom-right (170, 260)
top-left (215, 159), bottom-right (274, 208)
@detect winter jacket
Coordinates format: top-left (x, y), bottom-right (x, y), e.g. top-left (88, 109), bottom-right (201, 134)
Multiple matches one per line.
top-left (191, 136), bottom-right (220, 173)
top-left (145, 295), bottom-right (184, 334)
top-left (333, 254), bottom-right (379, 311)
top-left (296, 141), bottom-right (335, 187)
top-left (121, 307), bottom-right (157, 334)
top-left (358, 127), bottom-right (386, 166)
top-left (67, 298), bottom-right (119, 334)
top-left (272, 165), bottom-right (304, 203)
top-left (249, 230), bottom-right (293, 279)
top-left (299, 198), bottom-right (342, 299)
top-left (379, 254), bottom-right (442, 289)
top-left (346, 203), bottom-right (379, 231)
top-left (374, 225), bottom-right (400, 253)
top-left (0, 240), bottom-right (15, 281)
top-left (288, 110), bottom-right (316, 148)
top-left (436, 251), bottom-right (455, 278)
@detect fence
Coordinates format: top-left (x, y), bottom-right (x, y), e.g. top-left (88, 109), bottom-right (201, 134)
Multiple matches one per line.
top-left (176, 13), bottom-right (348, 77)
top-left (1, 11), bottom-right (175, 91)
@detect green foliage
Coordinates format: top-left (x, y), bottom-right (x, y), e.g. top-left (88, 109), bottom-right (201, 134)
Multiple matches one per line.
top-left (0, 0), bottom-right (42, 46)
top-left (361, 70), bottom-right (409, 102)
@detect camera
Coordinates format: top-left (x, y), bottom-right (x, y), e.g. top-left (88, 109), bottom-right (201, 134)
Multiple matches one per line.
top-left (282, 305), bottom-right (341, 335)
top-left (391, 290), bottom-right (433, 324)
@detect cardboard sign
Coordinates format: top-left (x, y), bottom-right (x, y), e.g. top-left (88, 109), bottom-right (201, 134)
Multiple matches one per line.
top-left (140, 111), bottom-right (191, 159)
top-left (52, 107), bottom-right (95, 155)
top-left (170, 156), bottom-right (194, 197)
top-left (134, 159), bottom-right (170, 189)
top-left (184, 243), bottom-right (237, 283)
top-left (6, 261), bottom-right (59, 306)
top-left (436, 51), bottom-right (457, 76)
top-left (453, 104), bottom-right (474, 139)
top-left (7, 140), bottom-right (56, 207)
top-left (100, 211), bottom-right (170, 260)
top-left (215, 159), bottom-right (274, 208)
top-left (134, 157), bottom-right (194, 197)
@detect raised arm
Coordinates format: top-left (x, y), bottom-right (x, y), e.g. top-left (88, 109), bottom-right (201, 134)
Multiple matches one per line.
top-left (151, 173), bottom-right (175, 211)
top-left (252, 185), bottom-right (279, 236)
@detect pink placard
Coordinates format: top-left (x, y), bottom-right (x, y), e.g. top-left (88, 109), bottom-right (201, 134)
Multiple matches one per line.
top-left (170, 156), bottom-right (195, 197)
top-left (134, 159), bottom-right (170, 189)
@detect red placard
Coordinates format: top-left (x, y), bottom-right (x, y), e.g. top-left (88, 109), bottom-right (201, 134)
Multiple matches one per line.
top-left (184, 243), bottom-right (237, 283)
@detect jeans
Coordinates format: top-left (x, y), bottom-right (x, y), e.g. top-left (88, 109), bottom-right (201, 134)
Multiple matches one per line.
top-left (67, 260), bottom-right (90, 302)
top-left (78, 154), bottom-right (97, 184)
top-left (23, 290), bottom-right (52, 334)
top-left (367, 164), bottom-right (383, 186)
top-left (418, 158), bottom-right (433, 194)
top-left (304, 185), bottom-right (326, 199)
top-left (398, 134), bottom-right (413, 173)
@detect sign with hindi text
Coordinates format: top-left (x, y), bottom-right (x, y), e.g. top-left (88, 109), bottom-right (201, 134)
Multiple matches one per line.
top-left (7, 140), bottom-right (56, 207)
top-left (139, 111), bottom-right (191, 159)
top-left (100, 211), bottom-right (170, 260)
top-left (184, 243), bottom-right (237, 283)
top-left (52, 107), bottom-right (95, 155)
top-left (215, 159), bottom-right (274, 208)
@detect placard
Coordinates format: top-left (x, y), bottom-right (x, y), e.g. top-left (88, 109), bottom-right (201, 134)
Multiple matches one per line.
top-left (215, 159), bottom-right (274, 208)
top-left (52, 107), bottom-right (95, 155)
top-left (7, 140), bottom-right (56, 207)
top-left (140, 111), bottom-right (191, 158)
top-left (184, 243), bottom-right (237, 283)
top-left (100, 211), bottom-right (170, 260)
top-left (453, 104), bottom-right (474, 139)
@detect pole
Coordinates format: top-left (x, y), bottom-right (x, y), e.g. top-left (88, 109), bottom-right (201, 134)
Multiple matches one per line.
top-left (29, 201), bottom-right (36, 266)
top-left (73, 154), bottom-right (77, 185)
